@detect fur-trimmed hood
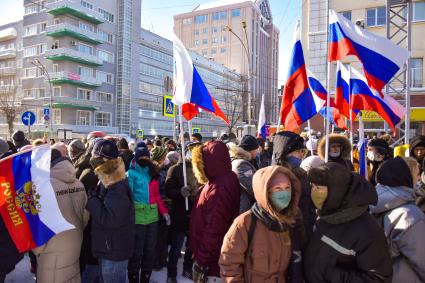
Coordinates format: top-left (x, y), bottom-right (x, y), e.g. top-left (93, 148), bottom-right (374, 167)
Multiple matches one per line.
top-left (228, 144), bottom-right (252, 161)
top-left (94, 157), bottom-right (126, 187)
top-left (318, 134), bottom-right (351, 160)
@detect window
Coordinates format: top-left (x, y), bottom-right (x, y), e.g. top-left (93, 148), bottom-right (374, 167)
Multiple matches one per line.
top-left (24, 46), bottom-right (37, 57)
top-left (79, 22), bottom-right (94, 32)
top-left (96, 92), bottom-right (112, 103)
top-left (411, 58), bottom-right (423, 88)
top-left (202, 38), bottom-right (208, 45)
top-left (195, 15), bottom-right (208, 24)
top-left (212, 26), bottom-right (218, 33)
top-left (54, 18), bottom-right (60, 25)
top-left (212, 37), bottom-right (218, 44)
top-left (76, 110), bottom-right (91, 126)
top-left (212, 11), bottom-right (227, 21)
top-left (367, 7), bottom-right (386, 27)
top-left (24, 4), bottom-right (38, 15)
top-left (39, 22), bottom-right (47, 33)
top-left (78, 66), bottom-right (94, 77)
top-left (98, 8), bottom-right (114, 22)
top-left (413, 2), bottom-right (425, 21)
top-left (201, 49), bottom-right (208, 56)
top-left (183, 18), bottom-right (192, 25)
top-left (98, 30), bottom-right (113, 43)
top-left (202, 28), bottom-right (208, 34)
top-left (221, 47), bottom-right (227, 54)
top-left (342, 11), bottom-right (352, 21)
top-left (221, 36), bottom-right (227, 43)
top-left (95, 112), bottom-right (112, 127)
top-left (211, 48), bottom-right (217, 55)
top-left (53, 64), bottom-right (59, 73)
top-left (97, 71), bottom-right (113, 84)
top-left (194, 29), bottom-right (199, 35)
top-left (194, 40), bottom-right (200, 46)
top-left (97, 50), bottom-right (114, 63)
top-left (78, 43), bottom-right (93, 55)
top-left (232, 8), bottom-right (241, 17)
top-left (37, 88), bottom-right (46, 98)
top-left (39, 43), bottom-right (47, 54)
top-left (24, 68), bottom-right (37, 78)
top-left (23, 89), bottom-right (33, 98)
top-left (24, 25), bottom-right (37, 37)
top-left (77, 88), bottom-right (92, 101)
top-left (53, 109), bottom-right (61, 125)
top-left (80, 0), bottom-right (93, 10)
top-left (53, 86), bottom-right (61, 97)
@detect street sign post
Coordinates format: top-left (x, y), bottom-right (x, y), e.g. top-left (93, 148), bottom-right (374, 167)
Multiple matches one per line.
top-left (22, 111), bottom-right (36, 138)
top-left (136, 129), bottom-right (144, 139)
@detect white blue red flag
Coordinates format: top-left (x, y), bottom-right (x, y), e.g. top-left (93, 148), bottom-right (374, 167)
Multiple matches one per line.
top-left (257, 94), bottom-right (267, 139)
top-left (280, 23), bottom-right (318, 131)
top-left (350, 66), bottom-right (406, 128)
top-left (335, 62), bottom-right (358, 120)
top-left (0, 146), bottom-right (75, 252)
top-left (172, 34), bottom-right (229, 124)
top-left (328, 10), bottom-right (409, 94)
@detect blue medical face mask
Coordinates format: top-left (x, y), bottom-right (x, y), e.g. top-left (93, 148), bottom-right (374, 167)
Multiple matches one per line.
top-left (270, 190), bottom-right (292, 211)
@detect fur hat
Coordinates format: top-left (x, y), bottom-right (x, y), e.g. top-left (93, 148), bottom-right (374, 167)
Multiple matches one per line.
top-left (318, 134), bottom-right (351, 160)
top-left (368, 138), bottom-right (389, 156)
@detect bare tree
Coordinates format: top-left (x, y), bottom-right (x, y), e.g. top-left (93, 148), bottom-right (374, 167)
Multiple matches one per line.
top-left (220, 75), bottom-right (245, 134)
top-left (0, 85), bottom-right (23, 138)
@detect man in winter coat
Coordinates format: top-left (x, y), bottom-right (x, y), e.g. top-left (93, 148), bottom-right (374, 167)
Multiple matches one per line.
top-left (229, 135), bottom-right (259, 213)
top-left (318, 134), bottom-right (354, 171)
top-left (86, 139), bottom-right (135, 283)
top-left (190, 141), bottom-right (241, 282)
top-left (304, 163), bottom-right (393, 283)
top-left (117, 138), bottom-right (134, 171)
top-left (367, 138), bottom-right (391, 186)
top-left (12, 130), bottom-right (29, 150)
top-left (272, 131), bottom-right (316, 241)
top-left (166, 141), bottom-right (201, 283)
top-left (33, 149), bottom-right (89, 283)
top-left (370, 157), bottom-right (425, 282)
top-left (410, 135), bottom-right (425, 173)
top-left (220, 166), bottom-right (303, 283)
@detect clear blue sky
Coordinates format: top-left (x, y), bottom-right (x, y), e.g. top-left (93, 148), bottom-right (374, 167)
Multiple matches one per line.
top-left (0, 0), bottom-right (302, 83)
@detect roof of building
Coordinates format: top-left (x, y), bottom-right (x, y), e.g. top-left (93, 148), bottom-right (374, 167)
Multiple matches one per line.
top-left (194, 0), bottom-right (256, 11)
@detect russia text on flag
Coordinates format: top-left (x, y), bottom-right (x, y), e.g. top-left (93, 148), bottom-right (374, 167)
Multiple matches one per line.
top-left (0, 146), bottom-right (74, 252)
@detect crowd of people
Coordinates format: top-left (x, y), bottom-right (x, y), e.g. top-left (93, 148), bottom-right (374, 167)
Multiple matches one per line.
top-left (0, 129), bottom-right (425, 283)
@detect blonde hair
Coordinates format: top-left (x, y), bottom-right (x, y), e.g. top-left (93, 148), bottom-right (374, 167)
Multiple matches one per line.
top-left (32, 139), bottom-right (45, 146)
top-left (401, 157), bottom-right (419, 183)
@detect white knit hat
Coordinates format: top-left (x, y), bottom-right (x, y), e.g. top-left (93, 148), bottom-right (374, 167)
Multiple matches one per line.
top-left (300, 156), bottom-right (325, 173)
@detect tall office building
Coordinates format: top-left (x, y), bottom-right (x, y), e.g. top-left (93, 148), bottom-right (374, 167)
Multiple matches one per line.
top-left (301, 0), bottom-right (425, 135)
top-left (174, 0), bottom-right (280, 124)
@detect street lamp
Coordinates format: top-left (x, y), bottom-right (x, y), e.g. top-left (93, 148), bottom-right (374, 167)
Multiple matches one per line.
top-left (30, 59), bottom-right (54, 138)
top-left (224, 22), bottom-right (253, 131)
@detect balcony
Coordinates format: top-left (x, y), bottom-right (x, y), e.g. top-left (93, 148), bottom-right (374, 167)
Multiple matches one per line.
top-left (0, 84), bottom-right (16, 94)
top-left (46, 0), bottom-right (104, 24)
top-left (46, 48), bottom-right (103, 66)
top-left (48, 71), bottom-right (101, 88)
top-left (0, 66), bottom-right (16, 76)
top-left (0, 48), bottom-right (16, 60)
top-left (0, 28), bottom-right (17, 42)
top-left (46, 23), bottom-right (102, 45)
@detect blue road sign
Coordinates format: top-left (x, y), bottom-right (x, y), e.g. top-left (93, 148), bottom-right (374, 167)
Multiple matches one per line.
top-left (44, 108), bottom-right (50, 115)
top-left (21, 111), bottom-right (36, 126)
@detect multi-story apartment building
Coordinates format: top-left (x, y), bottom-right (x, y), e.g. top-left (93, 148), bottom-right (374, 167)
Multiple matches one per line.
top-left (302, 0), bottom-right (425, 135)
top-left (174, 0), bottom-right (279, 124)
top-left (136, 28), bottom-right (244, 138)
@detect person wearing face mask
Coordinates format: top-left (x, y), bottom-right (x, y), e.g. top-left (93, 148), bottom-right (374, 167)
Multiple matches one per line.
top-left (165, 141), bottom-right (201, 283)
top-left (410, 135), bottom-right (425, 174)
top-left (367, 138), bottom-right (391, 186)
top-left (229, 135), bottom-right (259, 214)
top-left (304, 163), bottom-right (392, 283)
top-left (318, 134), bottom-right (354, 171)
top-left (370, 157), bottom-right (425, 282)
top-left (272, 131), bottom-right (316, 241)
top-left (219, 166), bottom-right (303, 282)
top-left (126, 142), bottom-right (170, 283)
top-left (85, 139), bottom-right (135, 283)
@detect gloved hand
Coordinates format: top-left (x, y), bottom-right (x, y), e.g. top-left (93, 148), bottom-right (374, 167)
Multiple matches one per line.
top-left (163, 213), bottom-right (171, 226)
top-left (192, 261), bottom-right (208, 283)
top-left (181, 186), bottom-right (192, 198)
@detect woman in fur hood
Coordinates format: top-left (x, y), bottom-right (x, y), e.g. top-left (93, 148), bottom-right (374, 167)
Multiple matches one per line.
top-left (318, 134), bottom-right (354, 171)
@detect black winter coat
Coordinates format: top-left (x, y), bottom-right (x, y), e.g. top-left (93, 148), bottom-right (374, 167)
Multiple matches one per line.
top-left (119, 149), bottom-right (134, 172)
top-left (86, 159), bottom-right (135, 261)
top-left (304, 169), bottom-right (393, 283)
top-left (0, 218), bottom-right (23, 276)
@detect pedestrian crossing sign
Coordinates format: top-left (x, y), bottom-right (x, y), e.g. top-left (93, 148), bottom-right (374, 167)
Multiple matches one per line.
top-left (163, 95), bottom-right (175, 118)
top-left (192, 127), bottom-right (201, 134)
top-left (136, 129), bottom-right (144, 139)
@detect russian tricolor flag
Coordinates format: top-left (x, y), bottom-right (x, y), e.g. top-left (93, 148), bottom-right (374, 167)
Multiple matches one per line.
top-left (307, 70), bottom-right (347, 130)
top-left (350, 66), bottom-right (406, 128)
top-left (0, 146), bottom-right (74, 252)
top-left (172, 34), bottom-right (229, 124)
top-left (335, 62), bottom-right (358, 120)
top-left (328, 10), bottom-right (409, 94)
top-left (257, 94), bottom-right (267, 139)
top-left (280, 23), bottom-right (318, 131)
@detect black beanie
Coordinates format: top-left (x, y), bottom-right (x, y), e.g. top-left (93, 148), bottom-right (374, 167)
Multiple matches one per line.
top-left (367, 138), bottom-right (389, 156)
top-left (239, 135), bottom-right (259, 151)
top-left (376, 157), bottom-right (413, 188)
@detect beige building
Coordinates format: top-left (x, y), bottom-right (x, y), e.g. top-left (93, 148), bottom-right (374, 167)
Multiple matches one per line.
top-left (302, 0), bottom-right (425, 135)
top-left (174, 0), bottom-right (279, 124)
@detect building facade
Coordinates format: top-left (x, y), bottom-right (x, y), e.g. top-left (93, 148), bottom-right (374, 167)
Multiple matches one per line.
top-left (302, 0), bottom-right (425, 135)
top-left (174, 0), bottom-right (279, 124)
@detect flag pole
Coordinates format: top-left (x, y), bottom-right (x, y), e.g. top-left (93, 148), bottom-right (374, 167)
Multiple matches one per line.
top-left (178, 105), bottom-right (189, 211)
top-left (324, 7), bottom-right (331, 163)
top-left (307, 120), bottom-right (314, 156)
top-left (348, 65), bottom-right (354, 163)
top-left (358, 112), bottom-right (367, 180)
